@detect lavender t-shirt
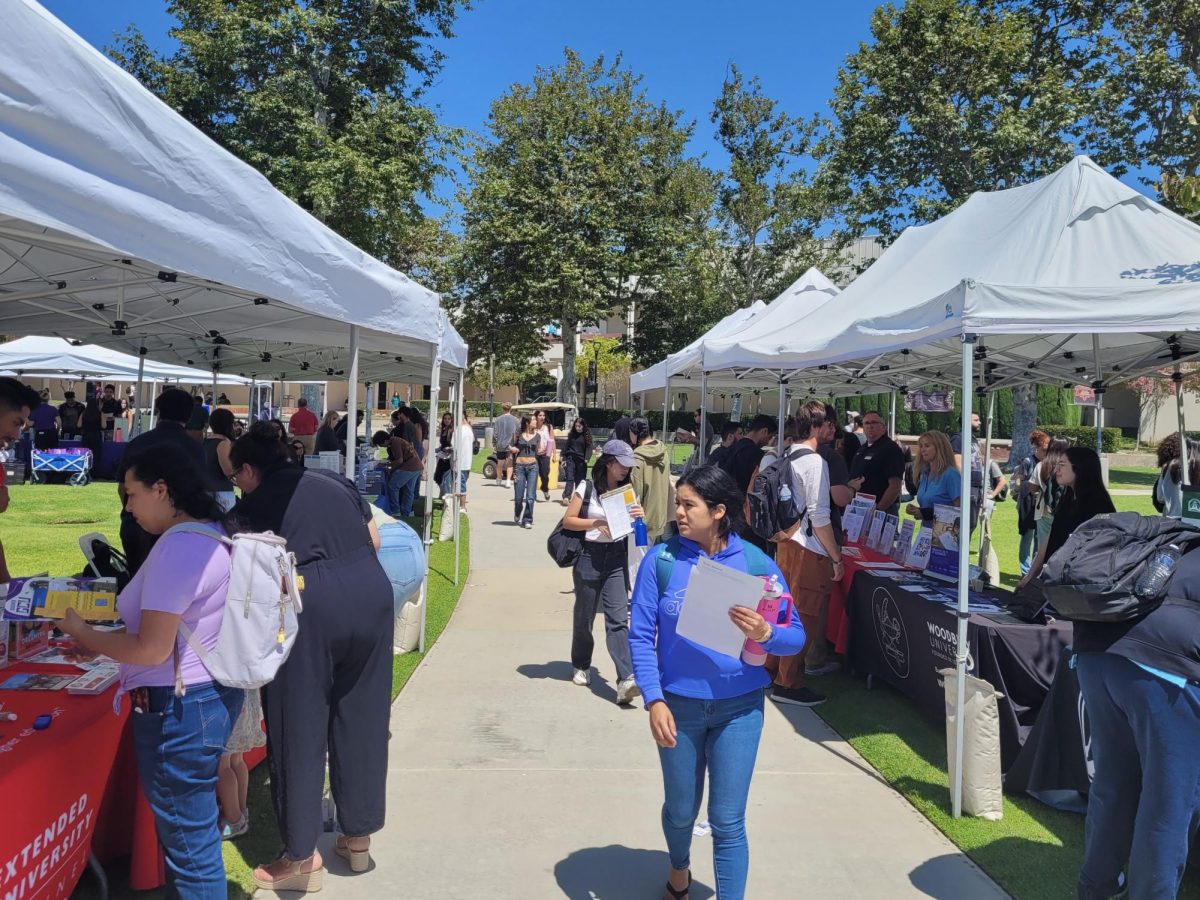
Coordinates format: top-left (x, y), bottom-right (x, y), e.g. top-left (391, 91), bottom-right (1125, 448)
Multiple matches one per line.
top-left (116, 523), bottom-right (230, 690)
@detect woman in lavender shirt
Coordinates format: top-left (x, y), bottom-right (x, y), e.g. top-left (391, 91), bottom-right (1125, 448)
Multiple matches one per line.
top-left (60, 448), bottom-right (240, 899)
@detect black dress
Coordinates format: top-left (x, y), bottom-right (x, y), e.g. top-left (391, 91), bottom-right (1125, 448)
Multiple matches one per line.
top-left (233, 467), bottom-right (394, 858)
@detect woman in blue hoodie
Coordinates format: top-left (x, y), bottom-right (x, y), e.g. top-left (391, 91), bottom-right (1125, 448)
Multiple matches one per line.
top-left (630, 466), bottom-right (806, 900)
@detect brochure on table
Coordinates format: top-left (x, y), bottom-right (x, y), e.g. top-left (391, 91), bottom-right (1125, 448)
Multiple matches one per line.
top-left (842, 494), bottom-right (876, 545)
top-left (925, 504), bottom-right (962, 580)
top-left (891, 519), bottom-right (915, 564)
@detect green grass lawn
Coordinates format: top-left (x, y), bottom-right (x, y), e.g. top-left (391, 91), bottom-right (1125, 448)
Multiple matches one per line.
top-left (3, 483), bottom-right (469, 900)
top-left (810, 465), bottom-right (1193, 900)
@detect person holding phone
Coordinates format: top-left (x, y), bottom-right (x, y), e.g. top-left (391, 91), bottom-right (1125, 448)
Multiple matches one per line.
top-left (630, 465), bottom-right (806, 900)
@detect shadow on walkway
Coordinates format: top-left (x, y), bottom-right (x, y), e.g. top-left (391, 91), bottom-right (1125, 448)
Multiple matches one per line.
top-left (517, 661), bottom-right (621, 704)
top-left (554, 845), bottom-right (715, 900)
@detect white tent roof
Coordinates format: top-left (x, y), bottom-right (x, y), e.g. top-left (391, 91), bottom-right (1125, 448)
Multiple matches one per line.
top-left (630, 267), bottom-right (845, 395)
top-left (0, 1), bottom-right (466, 383)
top-left (705, 157), bottom-right (1200, 395)
top-left (0, 336), bottom-right (251, 384)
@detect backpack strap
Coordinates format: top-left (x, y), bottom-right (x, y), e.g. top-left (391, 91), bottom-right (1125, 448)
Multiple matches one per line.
top-left (739, 540), bottom-right (774, 577)
top-left (160, 522), bottom-right (230, 697)
top-left (655, 536), bottom-right (680, 595)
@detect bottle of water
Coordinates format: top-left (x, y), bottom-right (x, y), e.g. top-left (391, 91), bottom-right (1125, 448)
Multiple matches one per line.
top-left (779, 483), bottom-right (792, 503)
top-left (633, 517), bottom-right (648, 548)
top-left (1134, 543), bottom-right (1182, 600)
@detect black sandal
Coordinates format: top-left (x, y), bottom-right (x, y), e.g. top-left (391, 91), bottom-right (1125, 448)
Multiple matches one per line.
top-left (662, 871), bottom-right (691, 900)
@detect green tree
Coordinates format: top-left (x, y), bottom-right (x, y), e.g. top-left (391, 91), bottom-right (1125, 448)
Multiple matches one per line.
top-left (577, 336), bottom-right (632, 406)
top-left (1112, 0), bottom-right (1200, 218)
top-left (712, 65), bottom-right (846, 306)
top-left (820, 0), bottom-right (1129, 241)
top-left (454, 50), bottom-right (706, 404)
top-left (109, 0), bottom-right (466, 278)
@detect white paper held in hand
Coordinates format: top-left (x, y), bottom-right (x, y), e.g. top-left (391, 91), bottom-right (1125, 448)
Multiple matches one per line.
top-left (675, 557), bottom-right (765, 659)
top-left (599, 485), bottom-right (637, 540)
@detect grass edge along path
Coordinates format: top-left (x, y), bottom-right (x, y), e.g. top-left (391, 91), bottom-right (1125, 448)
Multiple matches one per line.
top-left (214, 508), bottom-right (468, 900)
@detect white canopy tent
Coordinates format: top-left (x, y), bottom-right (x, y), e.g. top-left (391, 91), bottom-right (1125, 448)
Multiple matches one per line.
top-left (0, 1), bottom-right (471, 652)
top-left (0, 336), bottom-right (251, 384)
top-left (731, 156), bottom-right (1200, 817)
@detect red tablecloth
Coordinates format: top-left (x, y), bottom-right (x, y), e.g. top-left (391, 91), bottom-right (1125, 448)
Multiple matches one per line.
top-left (827, 546), bottom-right (904, 655)
top-left (0, 663), bottom-right (268, 895)
top-left (0, 663), bottom-right (128, 900)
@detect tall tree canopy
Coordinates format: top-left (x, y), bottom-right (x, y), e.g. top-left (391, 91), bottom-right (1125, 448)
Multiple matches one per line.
top-left (712, 65), bottom-right (846, 307)
top-left (820, 0), bottom-right (1129, 241)
top-left (110, 0), bottom-right (467, 283)
top-left (453, 50), bottom-right (707, 403)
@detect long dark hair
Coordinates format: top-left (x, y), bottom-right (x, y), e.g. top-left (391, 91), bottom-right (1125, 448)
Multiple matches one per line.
top-left (591, 449), bottom-right (634, 494)
top-left (1062, 446), bottom-right (1116, 517)
top-left (125, 445), bottom-right (225, 523)
top-left (439, 411), bottom-right (454, 444)
top-left (230, 421), bottom-right (291, 476)
top-left (519, 415), bottom-right (534, 433)
top-left (676, 465), bottom-right (744, 538)
top-left (1040, 438), bottom-right (1069, 483)
top-left (209, 407), bottom-right (236, 441)
top-left (1157, 433), bottom-right (1200, 485)
top-left (571, 417), bottom-right (591, 440)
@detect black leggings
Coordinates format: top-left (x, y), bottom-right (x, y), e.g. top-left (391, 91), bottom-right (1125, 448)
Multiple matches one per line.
top-left (538, 455), bottom-right (551, 493)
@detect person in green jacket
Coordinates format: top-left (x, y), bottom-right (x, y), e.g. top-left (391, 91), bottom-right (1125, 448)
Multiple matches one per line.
top-left (629, 417), bottom-right (673, 544)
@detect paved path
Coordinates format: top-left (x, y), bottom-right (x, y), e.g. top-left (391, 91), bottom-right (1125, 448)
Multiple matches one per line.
top-left (295, 480), bottom-right (1008, 900)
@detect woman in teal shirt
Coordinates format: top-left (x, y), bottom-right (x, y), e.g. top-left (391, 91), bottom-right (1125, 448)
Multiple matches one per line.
top-left (907, 431), bottom-right (961, 522)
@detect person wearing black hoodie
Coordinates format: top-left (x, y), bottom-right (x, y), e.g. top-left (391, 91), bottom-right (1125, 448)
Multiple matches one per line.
top-left (560, 417), bottom-right (593, 503)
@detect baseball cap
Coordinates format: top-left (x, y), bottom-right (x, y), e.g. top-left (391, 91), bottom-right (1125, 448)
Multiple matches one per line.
top-left (600, 439), bottom-right (636, 467)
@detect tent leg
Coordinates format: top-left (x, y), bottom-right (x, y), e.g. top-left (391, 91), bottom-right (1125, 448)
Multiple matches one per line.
top-left (454, 371), bottom-right (465, 587)
top-left (148, 380), bottom-right (158, 430)
top-left (1177, 365), bottom-right (1189, 490)
top-left (889, 391), bottom-right (897, 435)
top-left (345, 326), bottom-right (360, 481)
top-left (953, 335), bottom-right (975, 820)
top-left (364, 383), bottom-right (372, 448)
top-left (777, 382), bottom-right (787, 456)
top-left (699, 371), bottom-right (708, 464)
top-left (662, 376), bottom-right (671, 444)
top-left (249, 377), bottom-right (256, 422)
top-left (977, 391), bottom-right (996, 558)
top-left (132, 351), bottom-right (145, 438)
top-left (418, 327), bottom-right (445, 656)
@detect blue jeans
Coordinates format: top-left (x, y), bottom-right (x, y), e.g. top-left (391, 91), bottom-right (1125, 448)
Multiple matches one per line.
top-left (1075, 652), bottom-right (1200, 900)
top-left (440, 469), bottom-right (469, 495)
top-left (1018, 527), bottom-right (1038, 576)
top-left (658, 689), bottom-right (765, 900)
top-left (376, 520), bottom-right (425, 613)
top-left (388, 468), bottom-right (421, 517)
top-left (130, 682), bottom-right (243, 900)
top-left (514, 462), bottom-right (537, 524)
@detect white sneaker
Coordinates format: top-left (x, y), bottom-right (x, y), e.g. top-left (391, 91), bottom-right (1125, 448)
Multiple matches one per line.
top-left (572, 668), bottom-right (590, 686)
top-left (616, 677), bottom-right (641, 705)
top-left (503, 479), bottom-right (511, 488)
top-left (495, 478), bottom-right (502, 487)
top-left (522, 522), bottom-right (532, 529)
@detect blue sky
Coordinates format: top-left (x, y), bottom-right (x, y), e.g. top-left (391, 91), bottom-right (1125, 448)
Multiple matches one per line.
top-left (40, 0), bottom-right (882, 198)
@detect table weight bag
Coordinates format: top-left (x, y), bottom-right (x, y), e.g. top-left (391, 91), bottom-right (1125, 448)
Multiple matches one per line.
top-left (941, 667), bottom-right (1004, 820)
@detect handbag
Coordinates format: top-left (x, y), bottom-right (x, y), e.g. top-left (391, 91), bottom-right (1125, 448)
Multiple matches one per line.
top-left (546, 481), bottom-right (593, 568)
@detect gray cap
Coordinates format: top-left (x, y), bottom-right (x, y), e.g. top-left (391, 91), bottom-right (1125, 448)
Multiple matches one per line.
top-left (600, 439), bottom-right (637, 467)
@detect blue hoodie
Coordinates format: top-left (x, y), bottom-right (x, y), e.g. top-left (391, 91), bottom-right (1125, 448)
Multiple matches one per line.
top-left (629, 532), bottom-right (807, 706)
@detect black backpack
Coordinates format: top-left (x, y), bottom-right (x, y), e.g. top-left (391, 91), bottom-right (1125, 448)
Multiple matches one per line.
top-left (746, 447), bottom-right (813, 542)
top-left (1040, 512), bottom-right (1200, 622)
top-left (546, 481), bottom-right (594, 568)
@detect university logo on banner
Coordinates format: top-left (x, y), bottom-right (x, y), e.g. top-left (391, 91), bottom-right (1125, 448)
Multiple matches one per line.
top-left (1184, 487), bottom-right (1200, 525)
top-left (871, 587), bottom-right (910, 679)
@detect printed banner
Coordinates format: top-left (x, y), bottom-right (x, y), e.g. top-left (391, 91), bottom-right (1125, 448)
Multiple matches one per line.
top-left (904, 390), bottom-right (954, 413)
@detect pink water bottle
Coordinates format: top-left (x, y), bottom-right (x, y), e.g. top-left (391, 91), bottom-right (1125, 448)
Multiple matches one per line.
top-left (742, 575), bottom-right (791, 666)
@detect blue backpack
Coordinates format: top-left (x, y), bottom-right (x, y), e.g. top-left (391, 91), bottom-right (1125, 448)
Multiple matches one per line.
top-left (653, 535), bottom-right (773, 593)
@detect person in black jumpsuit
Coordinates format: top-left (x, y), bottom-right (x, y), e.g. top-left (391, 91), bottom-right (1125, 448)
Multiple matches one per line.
top-left (230, 424), bottom-right (393, 891)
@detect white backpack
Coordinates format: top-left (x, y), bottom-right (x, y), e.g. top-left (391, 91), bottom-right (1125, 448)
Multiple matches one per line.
top-left (167, 523), bottom-right (303, 692)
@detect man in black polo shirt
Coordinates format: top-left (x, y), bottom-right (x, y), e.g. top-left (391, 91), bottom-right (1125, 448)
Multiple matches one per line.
top-left (118, 388), bottom-right (206, 574)
top-left (849, 409), bottom-right (905, 516)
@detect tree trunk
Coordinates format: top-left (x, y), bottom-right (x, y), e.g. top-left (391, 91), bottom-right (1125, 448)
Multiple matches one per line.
top-left (559, 305), bottom-right (579, 405)
top-left (1011, 383), bottom-right (1038, 467)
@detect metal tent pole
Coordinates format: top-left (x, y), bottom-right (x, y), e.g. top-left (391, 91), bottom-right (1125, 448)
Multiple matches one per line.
top-left (1093, 334), bottom-right (1104, 455)
top-left (418, 318), bottom-right (446, 655)
top-left (453, 370), bottom-right (466, 586)
top-left (1177, 365), bottom-right (1190, 491)
top-left (662, 376), bottom-right (671, 443)
top-left (132, 350), bottom-right (146, 437)
top-left (977, 389), bottom-right (996, 560)
top-left (889, 390), bottom-right (897, 435)
top-left (345, 326), bottom-right (360, 481)
top-left (777, 381), bottom-right (787, 456)
top-left (699, 371), bottom-right (709, 463)
top-left (249, 376), bottom-right (256, 422)
top-left (952, 335), bottom-right (976, 819)
top-left (364, 383), bottom-right (373, 446)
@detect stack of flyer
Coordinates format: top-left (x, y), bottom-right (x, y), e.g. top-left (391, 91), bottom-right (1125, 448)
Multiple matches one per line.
top-left (66, 662), bottom-right (120, 695)
top-left (842, 494), bottom-right (877, 544)
top-left (4, 576), bottom-right (119, 622)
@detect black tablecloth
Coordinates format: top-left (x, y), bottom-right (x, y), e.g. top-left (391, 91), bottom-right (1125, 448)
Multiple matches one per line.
top-left (846, 570), bottom-right (1073, 768)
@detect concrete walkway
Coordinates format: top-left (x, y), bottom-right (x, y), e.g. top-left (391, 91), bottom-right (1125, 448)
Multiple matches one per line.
top-left (297, 480), bottom-right (1008, 900)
